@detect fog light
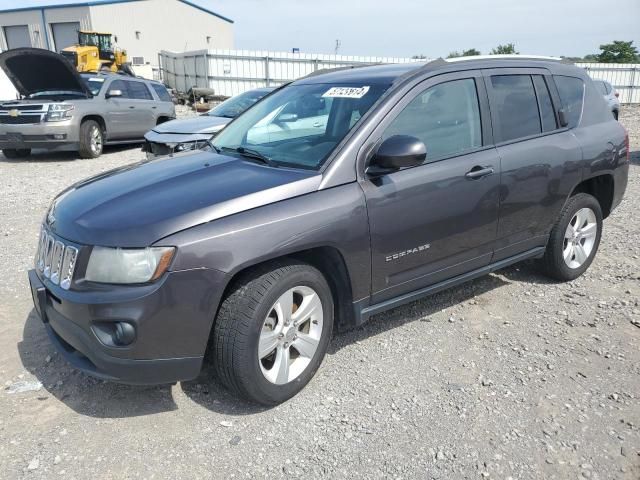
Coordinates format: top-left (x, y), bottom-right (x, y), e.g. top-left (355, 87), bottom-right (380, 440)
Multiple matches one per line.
top-left (52, 134), bottom-right (66, 140)
top-left (114, 322), bottom-right (136, 346)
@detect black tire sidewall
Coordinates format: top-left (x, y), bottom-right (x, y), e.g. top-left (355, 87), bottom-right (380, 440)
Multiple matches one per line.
top-left (546, 193), bottom-right (603, 281)
top-left (240, 267), bottom-right (333, 404)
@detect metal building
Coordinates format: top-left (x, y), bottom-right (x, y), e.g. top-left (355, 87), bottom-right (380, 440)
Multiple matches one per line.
top-left (0, 0), bottom-right (234, 66)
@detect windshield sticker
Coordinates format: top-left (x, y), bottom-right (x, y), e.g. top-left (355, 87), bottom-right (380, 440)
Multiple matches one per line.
top-left (322, 86), bottom-right (370, 99)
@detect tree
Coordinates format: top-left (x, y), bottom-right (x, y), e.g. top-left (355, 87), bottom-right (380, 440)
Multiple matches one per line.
top-left (596, 40), bottom-right (639, 63)
top-left (491, 43), bottom-right (518, 55)
top-left (462, 48), bottom-right (481, 56)
top-left (447, 48), bottom-right (481, 58)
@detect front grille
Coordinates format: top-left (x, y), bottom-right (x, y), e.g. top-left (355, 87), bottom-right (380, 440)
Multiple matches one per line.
top-left (0, 104), bottom-right (43, 111)
top-left (35, 227), bottom-right (78, 290)
top-left (0, 114), bottom-right (42, 124)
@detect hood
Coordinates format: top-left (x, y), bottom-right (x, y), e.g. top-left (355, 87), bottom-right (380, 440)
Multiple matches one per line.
top-left (0, 48), bottom-right (92, 98)
top-left (152, 115), bottom-right (231, 135)
top-left (47, 151), bottom-right (320, 247)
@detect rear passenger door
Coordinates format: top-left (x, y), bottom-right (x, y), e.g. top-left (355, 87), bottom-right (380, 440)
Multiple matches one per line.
top-left (484, 68), bottom-right (582, 261)
top-left (362, 72), bottom-right (501, 303)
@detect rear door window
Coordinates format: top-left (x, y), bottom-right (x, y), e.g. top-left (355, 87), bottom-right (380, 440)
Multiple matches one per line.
top-left (490, 74), bottom-right (541, 142)
top-left (553, 75), bottom-right (585, 128)
top-left (126, 81), bottom-right (153, 100)
top-left (532, 75), bottom-right (557, 133)
top-left (593, 80), bottom-right (607, 95)
top-left (382, 78), bottom-right (482, 161)
top-left (151, 83), bottom-right (172, 102)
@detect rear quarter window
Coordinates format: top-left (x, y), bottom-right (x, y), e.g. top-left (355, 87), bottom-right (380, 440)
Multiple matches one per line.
top-left (554, 76), bottom-right (585, 128)
top-left (151, 83), bottom-right (172, 102)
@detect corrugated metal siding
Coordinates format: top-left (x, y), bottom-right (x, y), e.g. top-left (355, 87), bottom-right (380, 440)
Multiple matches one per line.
top-left (576, 62), bottom-right (640, 104)
top-left (160, 50), bottom-right (640, 103)
top-left (160, 49), bottom-right (422, 96)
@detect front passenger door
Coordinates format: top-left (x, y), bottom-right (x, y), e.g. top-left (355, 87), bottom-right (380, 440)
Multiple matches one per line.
top-left (104, 79), bottom-right (137, 140)
top-left (361, 73), bottom-right (501, 303)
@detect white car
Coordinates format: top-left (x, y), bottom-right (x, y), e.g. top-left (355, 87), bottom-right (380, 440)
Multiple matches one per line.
top-left (592, 79), bottom-right (620, 120)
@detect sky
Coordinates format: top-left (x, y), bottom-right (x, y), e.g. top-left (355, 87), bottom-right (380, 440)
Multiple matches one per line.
top-left (1, 0), bottom-right (639, 58)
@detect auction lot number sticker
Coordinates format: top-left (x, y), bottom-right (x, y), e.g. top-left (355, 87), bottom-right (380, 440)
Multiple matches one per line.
top-left (322, 86), bottom-right (370, 98)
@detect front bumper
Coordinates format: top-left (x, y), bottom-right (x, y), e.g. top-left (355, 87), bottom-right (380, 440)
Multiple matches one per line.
top-left (0, 120), bottom-right (78, 150)
top-left (28, 267), bottom-right (227, 385)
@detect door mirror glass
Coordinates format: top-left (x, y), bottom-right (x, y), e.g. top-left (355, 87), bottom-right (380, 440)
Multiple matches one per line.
top-left (370, 135), bottom-right (426, 172)
top-left (106, 89), bottom-right (123, 99)
top-left (275, 112), bottom-right (298, 123)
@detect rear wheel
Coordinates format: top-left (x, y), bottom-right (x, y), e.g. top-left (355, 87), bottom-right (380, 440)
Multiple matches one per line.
top-left (2, 148), bottom-right (31, 159)
top-left (613, 109), bottom-right (619, 120)
top-left (78, 120), bottom-right (103, 159)
top-left (541, 193), bottom-right (602, 281)
top-left (213, 260), bottom-right (333, 405)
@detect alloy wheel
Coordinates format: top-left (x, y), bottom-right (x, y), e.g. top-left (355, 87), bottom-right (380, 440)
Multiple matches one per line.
top-left (258, 285), bottom-right (323, 385)
top-left (563, 207), bottom-right (597, 269)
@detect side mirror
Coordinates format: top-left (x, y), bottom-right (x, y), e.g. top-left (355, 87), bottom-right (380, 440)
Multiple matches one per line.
top-left (558, 108), bottom-right (569, 127)
top-left (369, 135), bottom-right (426, 173)
top-left (275, 113), bottom-right (298, 123)
top-left (106, 89), bottom-right (123, 99)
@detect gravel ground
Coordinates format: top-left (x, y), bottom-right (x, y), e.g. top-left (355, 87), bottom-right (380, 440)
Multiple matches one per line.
top-left (0, 106), bottom-right (638, 480)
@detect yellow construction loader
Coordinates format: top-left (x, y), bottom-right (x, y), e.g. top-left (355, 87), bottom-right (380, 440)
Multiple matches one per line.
top-left (61, 31), bottom-right (134, 75)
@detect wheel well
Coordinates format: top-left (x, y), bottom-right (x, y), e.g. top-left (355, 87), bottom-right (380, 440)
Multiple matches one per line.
top-left (571, 174), bottom-right (614, 218)
top-left (218, 247), bottom-right (356, 333)
top-left (81, 115), bottom-right (106, 134)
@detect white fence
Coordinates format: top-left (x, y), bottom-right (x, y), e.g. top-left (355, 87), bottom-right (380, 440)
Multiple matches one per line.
top-left (576, 63), bottom-right (640, 104)
top-left (158, 49), bottom-right (420, 97)
top-left (158, 50), bottom-right (640, 103)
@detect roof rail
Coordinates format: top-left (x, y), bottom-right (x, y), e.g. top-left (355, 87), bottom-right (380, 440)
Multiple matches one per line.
top-left (297, 63), bottom-right (377, 81)
top-left (445, 54), bottom-right (565, 63)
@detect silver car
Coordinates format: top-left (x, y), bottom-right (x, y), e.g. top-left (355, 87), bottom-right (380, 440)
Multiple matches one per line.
top-left (593, 79), bottom-right (620, 120)
top-left (143, 87), bottom-right (274, 158)
top-left (0, 48), bottom-right (175, 159)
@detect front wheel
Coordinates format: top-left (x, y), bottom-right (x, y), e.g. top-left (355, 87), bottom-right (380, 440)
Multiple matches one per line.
top-left (213, 260), bottom-right (333, 405)
top-left (78, 120), bottom-right (103, 159)
top-left (541, 193), bottom-right (602, 281)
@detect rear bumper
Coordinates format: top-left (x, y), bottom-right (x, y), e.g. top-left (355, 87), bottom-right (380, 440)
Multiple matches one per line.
top-left (28, 267), bottom-right (227, 385)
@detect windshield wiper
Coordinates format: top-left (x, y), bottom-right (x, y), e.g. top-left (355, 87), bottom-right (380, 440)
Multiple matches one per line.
top-left (221, 146), bottom-right (276, 166)
top-left (206, 139), bottom-right (221, 154)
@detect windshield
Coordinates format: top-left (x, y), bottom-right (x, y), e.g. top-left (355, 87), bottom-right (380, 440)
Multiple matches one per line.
top-left (212, 83), bottom-right (389, 170)
top-left (81, 75), bottom-right (105, 95)
top-left (207, 89), bottom-right (271, 118)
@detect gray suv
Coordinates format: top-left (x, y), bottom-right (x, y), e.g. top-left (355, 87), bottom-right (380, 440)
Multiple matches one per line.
top-left (28, 56), bottom-right (629, 405)
top-left (0, 48), bottom-right (175, 159)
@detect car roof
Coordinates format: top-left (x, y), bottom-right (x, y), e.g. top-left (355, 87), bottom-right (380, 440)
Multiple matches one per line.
top-left (294, 62), bottom-right (426, 86)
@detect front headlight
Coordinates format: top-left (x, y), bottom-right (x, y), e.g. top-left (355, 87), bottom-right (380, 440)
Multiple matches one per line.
top-left (174, 141), bottom-right (199, 152)
top-left (85, 246), bottom-right (175, 284)
top-left (46, 104), bottom-right (74, 122)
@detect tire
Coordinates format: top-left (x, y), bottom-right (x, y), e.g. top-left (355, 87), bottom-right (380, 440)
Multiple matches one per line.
top-left (78, 120), bottom-right (103, 159)
top-left (613, 109), bottom-right (619, 121)
top-left (213, 260), bottom-right (334, 405)
top-left (2, 148), bottom-right (31, 159)
top-left (541, 193), bottom-right (603, 281)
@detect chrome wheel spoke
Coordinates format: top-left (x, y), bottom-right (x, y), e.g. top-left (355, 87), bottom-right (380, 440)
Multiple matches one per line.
top-left (292, 333), bottom-right (319, 358)
top-left (274, 289), bottom-right (294, 325)
top-left (274, 346), bottom-right (290, 384)
top-left (258, 330), bottom-right (279, 359)
top-left (578, 222), bottom-right (597, 239)
top-left (563, 244), bottom-right (574, 263)
top-left (292, 292), bottom-right (321, 326)
top-left (573, 244), bottom-right (588, 265)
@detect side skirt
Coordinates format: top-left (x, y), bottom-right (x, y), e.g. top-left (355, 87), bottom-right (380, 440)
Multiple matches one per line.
top-left (355, 246), bottom-right (546, 325)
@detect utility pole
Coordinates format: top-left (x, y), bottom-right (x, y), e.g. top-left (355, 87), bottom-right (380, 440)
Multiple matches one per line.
top-left (334, 39), bottom-right (341, 55)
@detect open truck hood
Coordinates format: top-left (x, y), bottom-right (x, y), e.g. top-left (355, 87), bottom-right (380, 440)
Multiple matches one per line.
top-left (0, 48), bottom-right (92, 98)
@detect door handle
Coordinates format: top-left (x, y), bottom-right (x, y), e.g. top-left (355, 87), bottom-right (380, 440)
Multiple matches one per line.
top-left (129, 106), bottom-right (135, 109)
top-left (465, 165), bottom-right (494, 180)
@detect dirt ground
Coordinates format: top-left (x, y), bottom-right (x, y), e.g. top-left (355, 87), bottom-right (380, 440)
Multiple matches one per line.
top-left (0, 106), bottom-right (638, 479)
